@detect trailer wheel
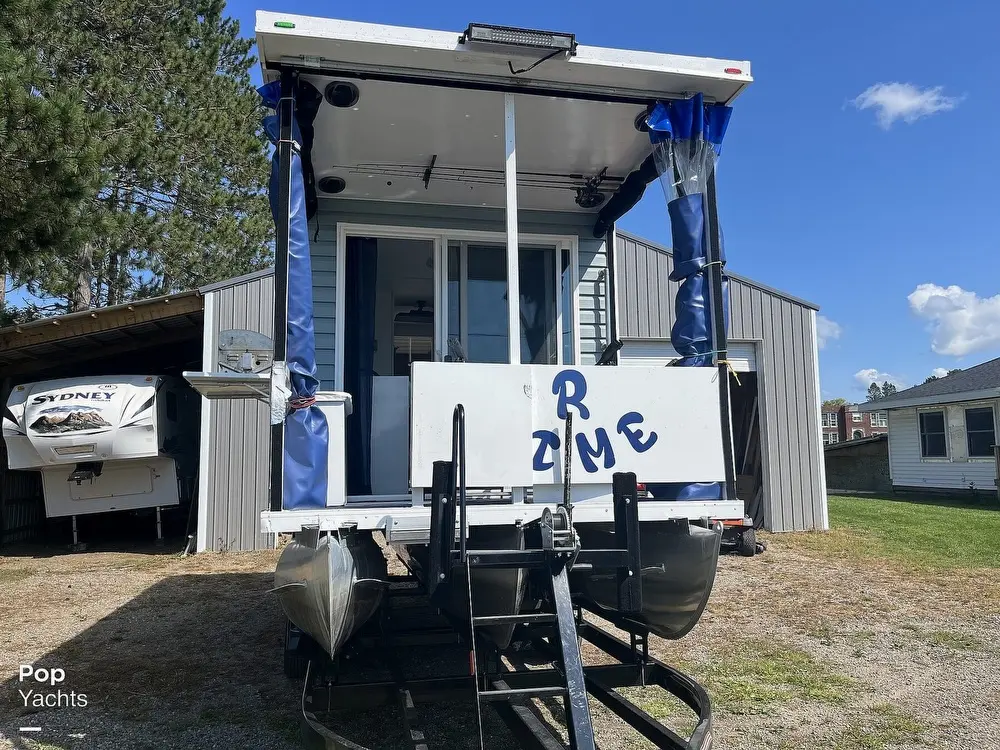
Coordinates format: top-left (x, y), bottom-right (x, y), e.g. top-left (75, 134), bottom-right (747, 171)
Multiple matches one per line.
top-left (736, 527), bottom-right (757, 557)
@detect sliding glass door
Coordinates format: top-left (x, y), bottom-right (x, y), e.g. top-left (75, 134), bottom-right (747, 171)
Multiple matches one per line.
top-left (446, 241), bottom-right (574, 365)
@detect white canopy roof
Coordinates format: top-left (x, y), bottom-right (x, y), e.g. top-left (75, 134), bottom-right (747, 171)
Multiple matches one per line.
top-left (255, 12), bottom-right (753, 213)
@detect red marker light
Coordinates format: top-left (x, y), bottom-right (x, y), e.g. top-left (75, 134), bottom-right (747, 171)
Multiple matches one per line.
top-left (724, 67), bottom-right (742, 75)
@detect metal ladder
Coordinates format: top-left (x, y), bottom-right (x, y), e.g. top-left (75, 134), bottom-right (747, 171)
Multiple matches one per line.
top-left (427, 405), bottom-right (644, 750)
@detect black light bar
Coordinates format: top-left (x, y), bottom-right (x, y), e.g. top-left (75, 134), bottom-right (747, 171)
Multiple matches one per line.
top-left (460, 23), bottom-right (577, 55)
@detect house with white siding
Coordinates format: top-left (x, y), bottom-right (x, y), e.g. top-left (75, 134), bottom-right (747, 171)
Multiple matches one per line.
top-left (859, 358), bottom-right (1000, 494)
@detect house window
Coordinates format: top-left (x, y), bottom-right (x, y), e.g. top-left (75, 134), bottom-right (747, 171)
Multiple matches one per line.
top-left (828, 433), bottom-right (839, 444)
top-left (821, 412), bottom-right (838, 428)
top-left (918, 411), bottom-right (947, 458)
top-left (871, 412), bottom-right (887, 428)
top-left (965, 407), bottom-right (996, 458)
top-left (852, 412), bottom-right (862, 423)
top-left (852, 430), bottom-right (864, 440)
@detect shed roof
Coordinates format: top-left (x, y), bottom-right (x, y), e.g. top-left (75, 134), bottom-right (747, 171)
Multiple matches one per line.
top-left (858, 356), bottom-right (1000, 411)
top-left (0, 290), bottom-right (204, 379)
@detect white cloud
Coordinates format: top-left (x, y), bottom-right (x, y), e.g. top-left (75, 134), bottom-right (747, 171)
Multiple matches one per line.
top-left (930, 367), bottom-right (950, 379)
top-left (815, 315), bottom-right (842, 350)
top-left (852, 82), bottom-right (960, 129)
top-left (908, 283), bottom-right (1000, 356)
top-left (854, 368), bottom-right (907, 390)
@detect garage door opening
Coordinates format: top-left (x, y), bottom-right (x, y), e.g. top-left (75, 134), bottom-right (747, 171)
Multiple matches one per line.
top-left (730, 372), bottom-right (764, 529)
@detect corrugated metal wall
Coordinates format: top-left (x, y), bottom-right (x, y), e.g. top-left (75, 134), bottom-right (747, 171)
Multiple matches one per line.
top-left (201, 273), bottom-right (275, 551)
top-left (616, 232), bottom-right (826, 532)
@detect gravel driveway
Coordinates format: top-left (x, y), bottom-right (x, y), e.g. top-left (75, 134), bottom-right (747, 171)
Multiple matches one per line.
top-left (0, 530), bottom-right (997, 749)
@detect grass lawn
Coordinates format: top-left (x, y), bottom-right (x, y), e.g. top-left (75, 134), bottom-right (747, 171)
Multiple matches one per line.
top-left (786, 494), bottom-right (1000, 569)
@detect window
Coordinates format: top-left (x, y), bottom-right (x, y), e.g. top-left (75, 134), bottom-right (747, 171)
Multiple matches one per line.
top-left (852, 430), bottom-right (864, 440)
top-left (821, 412), bottom-right (838, 428)
top-left (965, 407), bottom-right (996, 458)
top-left (852, 412), bottom-right (862, 423)
top-left (828, 433), bottom-right (839, 444)
top-left (870, 412), bottom-right (887, 428)
top-left (919, 411), bottom-right (947, 458)
top-left (447, 242), bottom-right (570, 365)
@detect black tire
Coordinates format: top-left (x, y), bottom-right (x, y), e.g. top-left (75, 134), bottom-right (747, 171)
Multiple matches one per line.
top-left (736, 527), bottom-right (757, 557)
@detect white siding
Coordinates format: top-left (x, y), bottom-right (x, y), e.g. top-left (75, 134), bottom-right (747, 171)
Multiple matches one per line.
top-left (887, 403), bottom-right (999, 491)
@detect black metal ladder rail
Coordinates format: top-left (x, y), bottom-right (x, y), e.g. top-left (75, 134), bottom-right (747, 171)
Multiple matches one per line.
top-left (426, 405), bottom-right (646, 750)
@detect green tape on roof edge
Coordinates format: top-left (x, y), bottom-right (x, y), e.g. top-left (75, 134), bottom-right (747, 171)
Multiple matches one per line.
top-left (274, 21), bottom-right (295, 28)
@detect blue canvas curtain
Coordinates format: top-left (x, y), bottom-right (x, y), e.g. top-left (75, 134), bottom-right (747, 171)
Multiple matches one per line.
top-left (344, 237), bottom-right (378, 496)
top-left (259, 80), bottom-right (329, 510)
top-left (645, 93), bottom-right (732, 502)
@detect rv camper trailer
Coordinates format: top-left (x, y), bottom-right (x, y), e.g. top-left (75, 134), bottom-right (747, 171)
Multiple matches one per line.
top-left (2, 375), bottom-right (198, 545)
top-left (185, 11), bottom-right (753, 749)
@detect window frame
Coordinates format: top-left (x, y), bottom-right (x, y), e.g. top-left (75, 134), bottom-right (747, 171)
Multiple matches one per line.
top-left (964, 405), bottom-right (996, 459)
top-left (334, 223), bottom-right (581, 388)
top-left (852, 412), bottom-right (862, 423)
top-left (870, 412), bottom-right (887, 428)
top-left (918, 409), bottom-right (948, 460)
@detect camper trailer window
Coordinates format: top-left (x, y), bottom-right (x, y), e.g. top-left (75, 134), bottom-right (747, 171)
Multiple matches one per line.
top-left (466, 244), bottom-right (510, 363)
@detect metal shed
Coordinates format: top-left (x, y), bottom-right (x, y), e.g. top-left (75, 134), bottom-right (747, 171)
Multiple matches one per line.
top-left (614, 230), bottom-right (827, 532)
top-left (195, 269), bottom-right (275, 552)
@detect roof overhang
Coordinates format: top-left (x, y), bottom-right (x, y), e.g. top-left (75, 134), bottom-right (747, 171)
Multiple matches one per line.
top-left (0, 291), bottom-right (204, 379)
top-left (858, 388), bottom-right (1000, 411)
top-left (254, 12), bottom-right (752, 215)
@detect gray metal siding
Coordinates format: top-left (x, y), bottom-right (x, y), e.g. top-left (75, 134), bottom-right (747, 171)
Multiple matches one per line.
top-left (312, 198), bottom-right (608, 388)
top-left (616, 234), bottom-right (825, 532)
top-left (203, 274), bottom-right (275, 551)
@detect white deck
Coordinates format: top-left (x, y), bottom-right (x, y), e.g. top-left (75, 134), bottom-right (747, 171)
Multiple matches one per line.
top-left (260, 499), bottom-right (745, 543)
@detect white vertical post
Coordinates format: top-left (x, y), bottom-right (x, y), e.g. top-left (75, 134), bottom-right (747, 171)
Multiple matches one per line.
top-left (504, 93), bottom-right (520, 364)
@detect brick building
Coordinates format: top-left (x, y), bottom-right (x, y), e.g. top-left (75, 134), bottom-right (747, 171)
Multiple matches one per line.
top-left (821, 402), bottom-right (888, 445)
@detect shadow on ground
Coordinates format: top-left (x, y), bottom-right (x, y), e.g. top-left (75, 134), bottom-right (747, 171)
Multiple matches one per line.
top-left (0, 568), bottom-right (525, 749)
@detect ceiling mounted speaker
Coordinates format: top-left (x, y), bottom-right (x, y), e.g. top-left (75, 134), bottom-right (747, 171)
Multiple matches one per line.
top-left (318, 176), bottom-right (346, 194)
top-left (324, 81), bottom-right (360, 108)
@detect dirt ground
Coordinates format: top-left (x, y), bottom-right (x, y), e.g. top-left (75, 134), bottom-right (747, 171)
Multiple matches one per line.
top-left (0, 532), bottom-right (998, 750)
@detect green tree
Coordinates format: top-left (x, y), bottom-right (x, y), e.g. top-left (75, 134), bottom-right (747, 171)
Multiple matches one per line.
top-left (881, 381), bottom-right (897, 398)
top-left (1, 0), bottom-right (272, 313)
top-left (866, 383), bottom-right (883, 402)
top-left (822, 398), bottom-right (848, 410)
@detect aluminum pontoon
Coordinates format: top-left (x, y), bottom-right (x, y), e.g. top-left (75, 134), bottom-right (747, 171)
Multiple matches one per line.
top-left (185, 12), bottom-right (753, 749)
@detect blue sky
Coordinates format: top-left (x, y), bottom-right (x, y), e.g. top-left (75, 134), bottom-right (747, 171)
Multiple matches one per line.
top-left (224, 0), bottom-right (1000, 400)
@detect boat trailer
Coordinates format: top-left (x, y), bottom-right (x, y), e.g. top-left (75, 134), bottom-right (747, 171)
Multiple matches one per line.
top-left (284, 406), bottom-right (716, 749)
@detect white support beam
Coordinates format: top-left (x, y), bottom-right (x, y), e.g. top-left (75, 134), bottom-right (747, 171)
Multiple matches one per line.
top-left (503, 92), bottom-right (520, 365)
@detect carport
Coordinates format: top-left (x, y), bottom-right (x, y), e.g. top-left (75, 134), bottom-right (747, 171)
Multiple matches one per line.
top-left (0, 292), bottom-right (205, 546)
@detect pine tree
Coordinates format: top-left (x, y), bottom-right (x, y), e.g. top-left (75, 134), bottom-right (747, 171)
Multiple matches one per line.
top-left (866, 383), bottom-right (882, 402)
top-left (1, 0), bottom-right (272, 312)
